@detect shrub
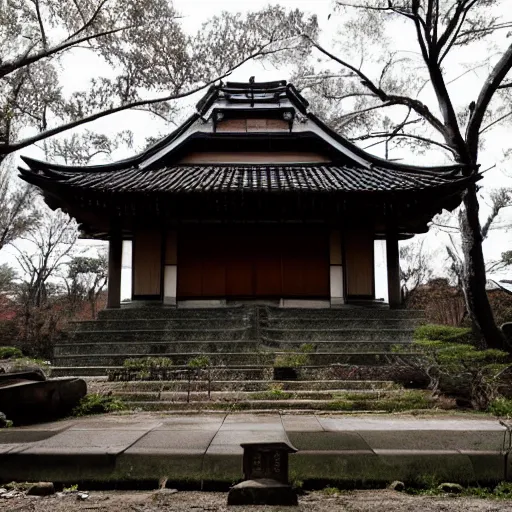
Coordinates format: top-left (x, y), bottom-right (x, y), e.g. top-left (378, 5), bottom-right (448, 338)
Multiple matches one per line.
top-left (71, 393), bottom-right (126, 416)
top-left (398, 339), bottom-right (511, 409)
top-left (187, 356), bottom-right (211, 368)
top-left (299, 343), bottom-right (315, 354)
top-left (123, 357), bottom-right (173, 369)
top-left (327, 390), bottom-right (432, 412)
top-left (273, 352), bottom-right (309, 368)
top-left (0, 346), bottom-right (23, 359)
top-left (488, 397), bottom-right (512, 418)
top-left (414, 324), bottom-right (472, 344)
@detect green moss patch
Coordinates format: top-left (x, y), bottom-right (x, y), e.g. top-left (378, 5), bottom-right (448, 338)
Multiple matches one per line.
top-left (0, 346), bottom-right (23, 359)
top-left (414, 324), bottom-right (472, 344)
top-left (71, 393), bottom-right (127, 417)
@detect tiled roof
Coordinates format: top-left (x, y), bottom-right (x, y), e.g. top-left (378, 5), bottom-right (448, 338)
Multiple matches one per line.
top-left (28, 164), bottom-right (469, 194)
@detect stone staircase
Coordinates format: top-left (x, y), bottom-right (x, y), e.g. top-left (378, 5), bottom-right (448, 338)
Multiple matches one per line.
top-left (52, 306), bottom-right (427, 411)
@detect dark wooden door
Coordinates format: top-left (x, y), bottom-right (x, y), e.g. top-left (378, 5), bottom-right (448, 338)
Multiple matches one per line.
top-left (282, 231), bottom-right (330, 297)
top-left (177, 227), bottom-right (329, 299)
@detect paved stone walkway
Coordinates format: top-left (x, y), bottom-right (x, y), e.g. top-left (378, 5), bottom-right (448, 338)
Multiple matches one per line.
top-left (0, 413), bottom-right (510, 485)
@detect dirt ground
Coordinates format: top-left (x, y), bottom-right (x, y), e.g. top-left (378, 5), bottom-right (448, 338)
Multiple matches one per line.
top-left (1, 489), bottom-right (511, 512)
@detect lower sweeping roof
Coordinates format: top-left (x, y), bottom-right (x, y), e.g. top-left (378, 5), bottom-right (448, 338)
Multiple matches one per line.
top-left (21, 163), bottom-right (471, 194)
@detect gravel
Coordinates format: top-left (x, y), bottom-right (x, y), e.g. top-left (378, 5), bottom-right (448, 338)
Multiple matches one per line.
top-left (0, 489), bottom-right (511, 511)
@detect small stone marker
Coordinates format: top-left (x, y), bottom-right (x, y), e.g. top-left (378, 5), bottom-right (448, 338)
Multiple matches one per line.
top-left (227, 441), bottom-right (298, 506)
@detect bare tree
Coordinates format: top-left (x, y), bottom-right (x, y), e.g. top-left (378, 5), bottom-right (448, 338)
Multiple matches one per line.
top-left (0, 157), bottom-right (38, 251)
top-left (0, 2), bottom-right (317, 162)
top-left (400, 239), bottom-right (434, 300)
top-left (295, 1), bottom-right (512, 349)
top-left (14, 209), bottom-right (77, 356)
top-left (65, 253), bottom-right (108, 318)
top-left (0, 264), bottom-right (17, 294)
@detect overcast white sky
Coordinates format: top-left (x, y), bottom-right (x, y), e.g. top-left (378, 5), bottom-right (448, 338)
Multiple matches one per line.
top-left (3, 0), bottom-right (512, 301)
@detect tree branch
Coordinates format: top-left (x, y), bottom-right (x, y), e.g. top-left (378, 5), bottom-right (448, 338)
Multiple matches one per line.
top-left (65, 0), bottom-right (110, 42)
top-left (2, 45), bottom-right (274, 155)
top-left (0, 26), bottom-right (130, 79)
top-left (481, 188), bottom-right (512, 241)
top-left (466, 43), bottom-right (512, 160)
top-left (354, 131), bottom-right (458, 155)
top-left (31, 0), bottom-right (48, 51)
top-left (480, 111), bottom-right (512, 135)
top-left (303, 35), bottom-right (448, 136)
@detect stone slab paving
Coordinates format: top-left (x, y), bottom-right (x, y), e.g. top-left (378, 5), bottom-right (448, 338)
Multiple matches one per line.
top-left (0, 413), bottom-right (510, 485)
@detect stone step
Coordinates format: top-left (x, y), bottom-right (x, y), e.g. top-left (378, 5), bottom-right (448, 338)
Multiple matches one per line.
top-left (261, 328), bottom-right (414, 342)
top-left (71, 317), bottom-right (423, 333)
top-left (70, 318), bottom-right (251, 332)
top-left (95, 379), bottom-right (397, 392)
top-left (54, 351), bottom-right (420, 367)
top-left (263, 308), bottom-right (425, 319)
top-left (55, 341), bottom-right (259, 355)
top-left (114, 388), bottom-right (402, 402)
top-left (52, 364), bottom-right (419, 382)
top-left (68, 328), bottom-right (414, 343)
top-left (54, 340), bottom-right (412, 356)
top-left (262, 318), bottom-right (423, 329)
top-left (70, 328), bottom-right (250, 342)
top-left (98, 307), bottom-right (250, 320)
top-left (124, 395), bottom-right (434, 412)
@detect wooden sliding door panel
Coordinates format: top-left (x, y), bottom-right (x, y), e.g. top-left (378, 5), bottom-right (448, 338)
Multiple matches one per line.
top-left (345, 230), bottom-right (374, 297)
top-left (303, 235), bottom-right (330, 296)
top-left (177, 228), bottom-right (329, 299)
top-left (133, 231), bottom-right (162, 297)
top-left (202, 233), bottom-right (226, 297)
top-left (177, 235), bottom-right (202, 297)
top-left (225, 233), bottom-right (255, 296)
top-left (282, 232), bottom-right (329, 297)
top-left (255, 233), bottom-right (282, 296)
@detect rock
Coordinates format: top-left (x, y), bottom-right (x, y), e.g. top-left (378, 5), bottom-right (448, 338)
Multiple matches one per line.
top-left (227, 478), bottom-right (298, 506)
top-left (155, 488), bottom-right (178, 495)
top-left (502, 322), bottom-right (512, 343)
top-left (1, 491), bottom-right (18, 499)
top-left (0, 377), bottom-right (86, 424)
top-left (438, 482), bottom-right (464, 494)
top-left (27, 482), bottom-right (55, 496)
top-left (388, 481), bottom-right (405, 492)
top-left (77, 492), bottom-right (89, 500)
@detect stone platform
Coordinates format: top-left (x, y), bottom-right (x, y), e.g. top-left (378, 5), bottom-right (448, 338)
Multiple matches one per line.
top-left (1, 413), bottom-right (510, 486)
top-left (51, 306), bottom-right (426, 411)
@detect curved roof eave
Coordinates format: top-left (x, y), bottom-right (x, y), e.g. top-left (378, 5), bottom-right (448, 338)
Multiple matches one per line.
top-left (19, 112), bottom-right (200, 174)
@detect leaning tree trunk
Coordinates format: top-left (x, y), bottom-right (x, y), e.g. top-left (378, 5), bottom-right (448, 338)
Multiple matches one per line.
top-left (460, 183), bottom-right (509, 350)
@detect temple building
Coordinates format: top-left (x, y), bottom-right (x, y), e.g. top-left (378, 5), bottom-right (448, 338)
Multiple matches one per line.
top-left (19, 80), bottom-right (475, 309)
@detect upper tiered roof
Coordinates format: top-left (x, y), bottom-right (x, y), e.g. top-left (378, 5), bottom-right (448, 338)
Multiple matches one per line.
top-left (18, 79), bottom-right (479, 237)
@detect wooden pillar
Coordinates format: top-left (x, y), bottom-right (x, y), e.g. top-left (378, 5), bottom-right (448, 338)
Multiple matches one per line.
top-left (164, 230), bottom-right (177, 306)
top-left (386, 233), bottom-right (401, 309)
top-left (107, 230), bottom-right (123, 309)
top-left (329, 230), bottom-right (344, 307)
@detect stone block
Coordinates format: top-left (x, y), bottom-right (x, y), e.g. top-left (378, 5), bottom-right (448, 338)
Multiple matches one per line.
top-left (289, 450), bottom-right (380, 481)
top-left (373, 450), bottom-right (475, 485)
top-left (360, 429), bottom-right (507, 452)
top-left (461, 450), bottom-right (505, 482)
top-left (281, 415), bottom-right (324, 432)
top-left (227, 479), bottom-right (298, 506)
top-left (286, 431), bottom-right (372, 452)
